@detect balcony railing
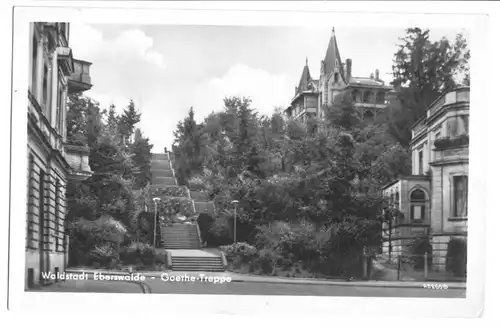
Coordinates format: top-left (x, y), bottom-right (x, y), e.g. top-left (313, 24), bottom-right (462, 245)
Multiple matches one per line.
top-left (28, 90), bottom-right (64, 154)
top-left (353, 101), bottom-right (386, 109)
top-left (64, 143), bottom-right (93, 181)
top-left (433, 146), bottom-right (469, 162)
top-left (68, 59), bottom-right (92, 93)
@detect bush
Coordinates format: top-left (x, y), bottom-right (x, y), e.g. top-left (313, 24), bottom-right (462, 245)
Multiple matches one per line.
top-left (403, 237), bottom-right (433, 270)
top-left (220, 242), bottom-right (258, 268)
top-left (68, 215), bottom-right (128, 266)
top-left (152, 186), bottom-right (188, 198)
top-left (119, 242), bottom-right (157, 266)
top-left (446, 238), bottom-right (467, 277)
top-left (87, 243), bottom-right (119, 268)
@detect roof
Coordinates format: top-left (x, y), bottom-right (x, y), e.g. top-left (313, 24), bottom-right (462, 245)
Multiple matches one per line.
top-left (323, 28), bottom-right (346, 82)
top-left (348, 77), bottom-right (388, 87)
top-left (297, 64), bottom-right (312, 94)
top-left (409, 86), bottom-right (471, 129)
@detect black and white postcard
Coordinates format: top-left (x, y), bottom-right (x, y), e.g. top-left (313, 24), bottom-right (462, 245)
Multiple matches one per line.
top-left (6, 0), bottom-right (492, 321)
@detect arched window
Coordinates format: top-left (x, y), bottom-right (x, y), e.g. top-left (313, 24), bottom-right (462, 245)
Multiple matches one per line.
top-left (352, 90), bottom-right (360, 102)
top-left (363, 91), bottom-right (375, 103)
top-left (376, 92), bottom-right (386, 104)
top-left (410, 189), bottom-right (426, 221)
top-left (363, 110), bottom-right (374, 124)
top-left (334, 72), bottom-right (339, 83)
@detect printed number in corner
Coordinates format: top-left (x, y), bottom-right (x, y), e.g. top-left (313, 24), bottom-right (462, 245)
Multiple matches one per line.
top-left (423, 283), bottom-right (448, 290)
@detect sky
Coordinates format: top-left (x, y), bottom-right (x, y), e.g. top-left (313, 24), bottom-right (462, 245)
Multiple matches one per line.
top-left (68, 24), bottom-right (469, 153)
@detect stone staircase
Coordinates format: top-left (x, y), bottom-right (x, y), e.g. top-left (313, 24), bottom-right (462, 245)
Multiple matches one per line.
top-left (171, 254), bottom-right (225, 272)
top-left (161, 224), bottom-right (201, 249)
top-left (149, 152), bottom-right (223, 272)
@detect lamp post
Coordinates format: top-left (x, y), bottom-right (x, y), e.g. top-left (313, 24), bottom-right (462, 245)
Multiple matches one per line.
top-left (153, 197), bottom-right (160, 247)
top-left (231, 200), bottom-right (239, 244)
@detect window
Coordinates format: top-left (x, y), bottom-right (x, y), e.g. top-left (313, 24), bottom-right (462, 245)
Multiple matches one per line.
top-left (453, 176), bottom-right (468, 217)
top-left (410, 189), bottom-right (426, 221)
top-left (334, 73), bottom-right (339, 83)
top-left (56, 87), bottom-right (63, 133)
top-left (351, 90), bottom-right (359, 102)
top-left (395, 191), bottom-right (400, 209)
top-left (42, 65), bottom-right (49, 114)
top-left (363, 91), bottom-right (374, 103)
top-left (31, 35), bottom-right (38, 95)
top-left (376, 92), bottom-right (386, 104)
top-left (418, 150), bottom-right (424, 175)
top-left (447, 116), bottom-right (469, 137)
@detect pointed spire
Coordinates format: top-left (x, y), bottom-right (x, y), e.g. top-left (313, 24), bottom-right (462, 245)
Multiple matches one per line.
top-left (306, 57), bottom-right (308, 66)
top-left (332, 27), bottom-right (335, 34)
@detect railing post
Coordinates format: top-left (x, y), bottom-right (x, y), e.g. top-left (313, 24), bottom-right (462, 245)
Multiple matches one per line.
top-left (424, 252), bottom-right (428, 281)
top-left (362, 247), bottom-right (368, 280)
top-left (397, 256), bottom-right (401, 281)
top-left (220, 250), bottom-right (228, 269)
top-left (166, 251), bottom-right (172, 270)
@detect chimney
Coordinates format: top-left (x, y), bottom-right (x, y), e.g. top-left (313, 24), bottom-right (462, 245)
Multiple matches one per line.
top-left (370, 72), bottom-right (374, 79)
top-left (346, 59), bottom-right (352, 82)
top-left (375, 69), bottom-right (380, 81)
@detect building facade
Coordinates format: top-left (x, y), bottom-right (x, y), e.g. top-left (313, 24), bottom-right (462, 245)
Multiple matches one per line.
top-left (382, 87), bottom-right (469, 272)
top-left (26, 22), bottom-right (93, 288)
top-left (284, 27), bottom-right (394, 122)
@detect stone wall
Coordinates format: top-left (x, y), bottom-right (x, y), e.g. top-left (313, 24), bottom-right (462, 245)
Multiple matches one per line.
top-left (26, 136), bottom-right (68, 287)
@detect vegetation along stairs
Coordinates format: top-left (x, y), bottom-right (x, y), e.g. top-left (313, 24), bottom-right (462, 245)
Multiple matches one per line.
top-left (149, 152), bottom-right (223, 272)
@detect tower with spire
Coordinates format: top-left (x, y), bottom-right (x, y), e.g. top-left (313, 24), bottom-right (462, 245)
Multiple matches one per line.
top-left (285, 27), bottom-right (395, 123)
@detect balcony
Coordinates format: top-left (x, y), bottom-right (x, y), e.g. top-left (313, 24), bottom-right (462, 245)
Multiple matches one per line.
top-left (433, 146), bottom-right (469, 163)
top-left (28, 90), bottom-right (64, 154)
top-left (56, 46), bottom-right (74, 76)
top-left (353, 101), bottom-right (387, 109)
top-left (428, 87), bottom-right (469, 118)
top-left (68, 59), bottom-right (92, 93)
top-left (64, 143), bottom-right (93, 181)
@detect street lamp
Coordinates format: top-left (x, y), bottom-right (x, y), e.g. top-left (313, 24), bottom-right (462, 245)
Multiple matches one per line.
top-left (153, 197), bottom-right (160, 247)
top-left (231, 200), bottom-right (239, 244)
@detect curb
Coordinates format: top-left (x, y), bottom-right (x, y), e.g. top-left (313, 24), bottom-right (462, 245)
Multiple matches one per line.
top-left (229, 278), bottom-right (466, 290)
top-left (65, 269), bottom-right (465, 290)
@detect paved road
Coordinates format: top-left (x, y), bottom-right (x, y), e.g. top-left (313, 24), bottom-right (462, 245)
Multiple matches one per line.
top-left (143, 279), bottom-right (466, 298)
top-left (31, 277), bottom-right (465, 298)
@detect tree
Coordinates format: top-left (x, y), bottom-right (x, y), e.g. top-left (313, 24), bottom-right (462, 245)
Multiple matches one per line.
top-left (66, 93), bottom-right (102, 146)
top-left (118, 100), bottom-right (141, 145)
top-left (325, 91), bottom-right (361, 130)
top-left (106, 104), bottom-right (120, 133)
top-left (172, 107), bottom-right (204, 184)
top-left (130, 128), bottom-right (154, 189)
top-left (389, 28), bottom-right (470, 147)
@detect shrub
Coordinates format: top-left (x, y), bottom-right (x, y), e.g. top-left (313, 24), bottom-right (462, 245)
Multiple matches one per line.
top-left (152, 186), bottom-right (188, 198)
top-left (68, 215), bottom-right (128, 266)
top-left (208, 216), bottom-right (233, 246)
top-left (188, 176), bottom-right (206, 191)
top-left (220, 242), bottom-right (258, 267)
top-left (87, 243), bottom-right (119, 268)
top-left (119, 242), bottom-right (156, 266)
top-left (403, 237), bottom-right (433, 270)
top-left (160, 198), bottom-right (195, 217)
top-left (446, 238), bottom-right (467, 277)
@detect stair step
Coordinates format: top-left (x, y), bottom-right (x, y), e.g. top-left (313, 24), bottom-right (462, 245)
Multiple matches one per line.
top-left (152, 153), bottom-right (170, 160)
